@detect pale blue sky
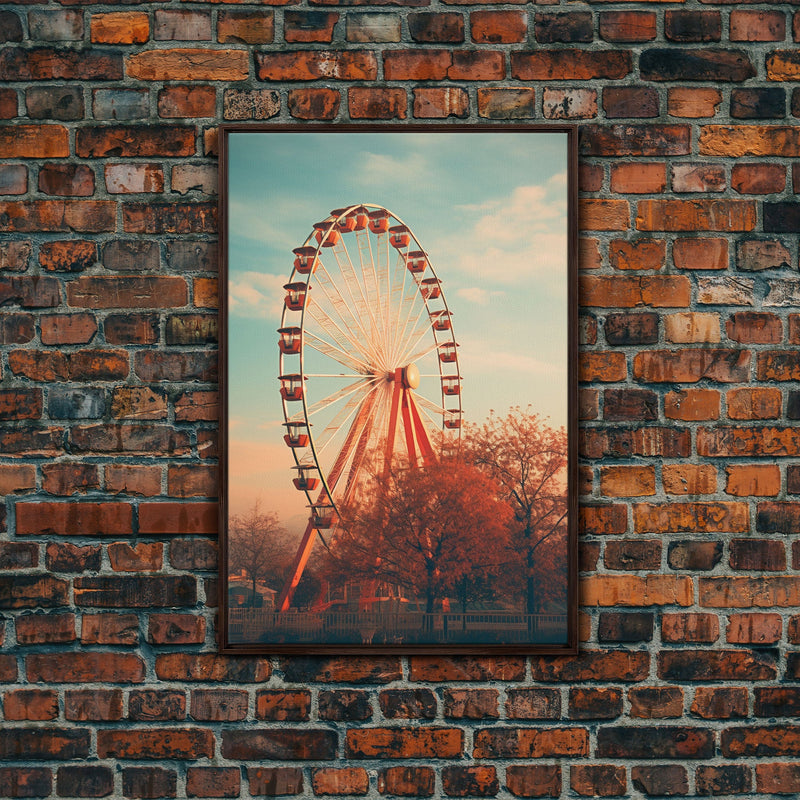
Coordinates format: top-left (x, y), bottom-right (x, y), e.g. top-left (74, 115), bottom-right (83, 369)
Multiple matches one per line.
top-left (226, 130), bottom-right (569, 524)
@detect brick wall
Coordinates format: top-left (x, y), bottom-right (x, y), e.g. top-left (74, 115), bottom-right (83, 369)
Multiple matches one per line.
top-left (1, 0), bottom-right (800, 797)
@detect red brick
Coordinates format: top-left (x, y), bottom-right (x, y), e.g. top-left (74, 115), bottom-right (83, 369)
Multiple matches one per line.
top-left (637, 199), bottom-right (756, 231)
top-left (505, 765), bottom-right (561, 798)
top-left (470, 10), bottom-right (526, 42)
top-left (81, 613), bottom-right (139, 645)
top-left (408, 657), bottom-right (523, 682)
top-left (0, 767), bottom-right (52, 798)
top-left (16, 501), bottom-right (133, 536)
top-left (583, 124), bottom-right (690, 157)
top-left (600, 466), bottom-right (655, 497)
top-left (27, 652), bottom-right (145, 683)
top-left (673, 237), bottom-right (728, 270)
top-left (348, 87), bottom-right (406, 120)
top-left (158, 85), bottom-right (215, 118)
top-left (255, 690), bottom-right (310, 721)
top-left (91, 12), bottom-right (149, 44)
top-left (727, 311), bottom-right (782, 343)
top-left (599, 11), bottom-right (656, 42)
top-left (105, 163), bottom-right (164, 194)
top-left (186, 768), bottom-right (240, 799)
top-left (609, 163), bottom-right (666, 194)
top-left (442, 766), bottom-right (498, 798)
top-left (0, 200), bottom-right (115, 233)
top-left (609, 239), bottom-right (665, 271)
top-left (604, 87), bottom-right (659, 119)
top-left (98, 728), bottom-right (213, 759)
top-left (570, 765), bottom-right (626, 797)
top-left (108, 541), bottom-right (163, 571)
top-left (634, 349), bottom-right (750, 383)
top-left (0, 124), bottom-right (68, 158)
top-left (247, 768), bottom-right (303, 797)
top-left (65, 689), bottom-right (123, 721)
top-left (123, 202), bottom-right (216, 234)
top-left (174, 390), bottom-right (218, 422)
top-left (634, 501), bottom-right (748, 533)
top-left (287, 88), bottom-right (340, 120)
top-left (218, 10), bottom-right (273, 44)
top-left (408, 12), bottom-right (463, 42)
top-left (223, 729), bottom-right (336, 760)
top-left (122, 767), bottom-right (176, 799)
top-left (505, 688), bottom-right (560, 720)
top-left (156, 653), bottom-right (269, 682)
top-left (732, 163), bottom-right (786, 194)
top-left (413, 87), bottom-right (468, 119)
top-left (128, 690), bottom-right (186, 722)
top-left (726, 464), bottom-right (781, 496)
top-left (42, 463), bottom-right (99, 495)
top-left (106, 464), bottom-right (161, 496)
top-left (700, 576), bottom-right (800, 608)
top-left (730, 10), bottom-right (785, 41)
top-left (579, 352), bottom-right (627, 382)
top-left (473, 728), bottom-right (588, 758)
top-left (46, 542), bottom-right (101, 573)
top-left (39, 164), bottom-right (94, 197)
top-left (580, 276), bottom-right (690, 308)
top-left (727, 387), bottom-right (782, 420)
top-left (127, 49), bottom-right (248, 81)
top-left (727, 613), bottom-right (782, 644)
top-left (257, 50), bottom-right (376, 81)
top-left (40, 313), bottom-right (97, 345)
top-left (0, 729), bottom-right (90, 760)
top-left (569, 688), bottom-right (623, 720)
top-left (628, 686), bottom-right (683, 719)
top-left (190, 689), bottom-right (247, 722)
top-left (148, 613), bottom-right (206, 645)
top-left (68, 276), bottom-right (187, 309)
top-left (444, 688), bottom-right (499, 720)
top-left (529, 651), bottom-right (649, 683)
top-left (378, 767), bottom-right (435, 796)
top-left (662, 613), bottom-right (719, 643)
top-left (312, 768), bottom-right (369, 796)
top-left (477, 88), bottom-right (535, 119)
top-left (699, 125), bottom-right (800, 157)
top-left (579, 504), bottom-right (627, 535)
top-left (511, 50), bottom-right (630, 81)
top-left (664, 312), bottom-right (720, 343)
top-left (3, 689), bottom-right (58, 721)
top-left (697, 765), bottom-right (751, 795)
top-left (668, 87), bottom-right (722, 118)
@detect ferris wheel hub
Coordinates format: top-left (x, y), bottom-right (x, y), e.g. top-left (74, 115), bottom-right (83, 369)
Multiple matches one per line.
top-left (402, 362), bottom-right (421, 390)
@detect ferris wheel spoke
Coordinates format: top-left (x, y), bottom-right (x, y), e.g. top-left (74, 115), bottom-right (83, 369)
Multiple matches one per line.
top-left (313, 386), bottom-right (375, 460)
top-left (356, 230), bottom-right (389, 367)
top-left (397, 338), bottom-right (445, 369)
top-left (303, 329), bottom-right (371, 374)
top-left (305, 302), bottom-right (373, 365)
top-left (390, 287), bottom-right (430, 366)
top-left (314, 256), bottom-right (375, 363)
top-left (304, 377), bottom-right (377, 419)
top-left (332, 237), bottom-right (383, 361)
top-left (414, 393), bottom-right (448, 416)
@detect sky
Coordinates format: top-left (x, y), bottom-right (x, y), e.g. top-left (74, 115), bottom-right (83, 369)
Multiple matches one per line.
top-left (226, 130), bottom-right (570, 528)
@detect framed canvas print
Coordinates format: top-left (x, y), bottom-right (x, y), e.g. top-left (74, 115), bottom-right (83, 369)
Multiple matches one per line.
top-left (219, 124), bottom-right (578, 654)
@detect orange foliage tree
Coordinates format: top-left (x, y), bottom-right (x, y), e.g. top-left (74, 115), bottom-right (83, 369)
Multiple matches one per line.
top-left (322, 456), bottom-right (513, 615)
top-left (465, 407), bottom-right (569, 615)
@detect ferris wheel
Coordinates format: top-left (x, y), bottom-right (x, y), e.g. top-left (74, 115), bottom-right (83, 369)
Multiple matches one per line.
top-left (276, 203), bottom-right (463, 610)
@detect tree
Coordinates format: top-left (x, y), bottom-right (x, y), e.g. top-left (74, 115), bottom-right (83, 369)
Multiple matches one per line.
top-left (228, 501), bottom-right (289, 606)
top-left (322, 455), bottom-right (513, 615)
top-left (465, 407), bottom-right (568, 615)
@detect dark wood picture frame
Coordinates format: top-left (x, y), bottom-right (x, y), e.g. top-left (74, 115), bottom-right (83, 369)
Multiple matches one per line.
top-left (218, 124), bottom-right (578, 654)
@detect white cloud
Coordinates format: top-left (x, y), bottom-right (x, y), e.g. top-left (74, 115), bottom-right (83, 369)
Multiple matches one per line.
top-left (357, 152), bottom-right (429, 190)
top-left (229, 271), bottom-right (286, 319)
top-left (431, 182), bottom-right (568, 288)
top-left (456, 287), bottom-right (504, 306)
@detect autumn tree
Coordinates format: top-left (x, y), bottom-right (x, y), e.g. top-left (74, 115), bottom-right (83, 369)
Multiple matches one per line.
top-left (465, 407), bottom-right (568, 616)
top-left (322, 455), bottom-right (513, 616)
top-left (228, 501), bottom-right (289, 605)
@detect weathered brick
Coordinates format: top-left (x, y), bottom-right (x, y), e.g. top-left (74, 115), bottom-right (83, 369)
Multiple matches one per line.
top-left (222, 88), bottom-right (279, 120)
top-left (569, 688), bottom-right (622, 720)
top-left (732, 88), bottom-right (785, 120)
top-left (473, 728), bottom-right (587, 759)
top-left (246, 768), bottom-right (303, 797)
top-left (634, 349), bottom-right (750, 383)
top-left (667, 541), bottom-right (722, 571)
top-left (598, 612), bottom-right (653, 643)
top-left (471, 10), bottom-right (526, 43)
top-left (582, 124), bottom-right (691, 157)
top-left (730, 10), bottom-right (785, 41)
top-left (662, 612), bottom-right (719, 643)
top-left (154, 9), bottom-right (211, 41)
top-left (64, 689), bottom-right (122, 721)
top-left (408, 657), bottom-right (523, 682)
top-left (223, 729), bottom-right (337, 760)
top-left (477, 88), bottom-right (535, 119)
top-left (534, 12), bottom-right (592, 43)
top-left (408, 12), bottom-right (463, 42)
top-left (148, 613), bottom-right (206, 645)
top-left (505, 765), bottom-right (560, 798)
top-left (665, 10), bottom-right (721, 42)
top-left (186, 767), bottom-right (240, 799)
top-left (442, 766), bottom-right (498, 798)
top-left (597, 726), bottom-right (713, 759)
top-left (349, 87), bottom-right (407, 120)
top-left (668, 87), bottom-right (722, 118)
top-left (218, 10), bottom-right (274, 44)
top-left (27, 652), bottom-right (145, 683)
top-left (257, 50), bottom-right (376, 81)
top-left (0, 729), bottom-right (89, 760)
top-left (127, 49), bottom-right (248, 81)
top-left (444, 688), bottom-right (499, 720)
top-left (90, 12), bottom-right (149, 44)
top-left (570, 765), bottom-right (626, 797)
top-left (345, 12), bottom-right (399, 43)
top-left (732, 163), bottom-right (785, 194)
top-left (0, 48), bottom-right (122, 81)
top-left (287, 87), bottom-right (340, 120)
top-left (122, 768), bottom-right (176, 799)
top-left (27, 86), bottom-right (83, 120)
top-left (512, 50), bottom-right (630, 81)
top-left (696, 764), bottom-right (751, 795)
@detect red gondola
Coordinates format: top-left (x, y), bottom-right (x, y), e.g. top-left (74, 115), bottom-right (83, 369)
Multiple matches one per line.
top-left (292, 246), bottom-right (316, 275)
top-left (444, 410), bottom-right (462, 429)
top-left (283, 422), bottom-right (309, 448)
top-left (407, 250), bottom-right (427, 274)
top-left (431, 310), bottom-right (452, 331)
top-left (279, 374), bottom-right (303, 401)
top-left (311, 504), bottom-right (337, 529)
top-left (389, 225), bottom-right (410, 249)
top-left (368, 210), bottom-right (389, 234)
top-left (442, 376), bottom-right (461, 396)
top-left (278, 326), bottom-right (301, 354)
top-left (314, 221), bottom-right (340, 247)
top-left (420, 277), bottom-right (440, 299)
top-left (292, 464), bottom-right (319, 491)
top-left (439, 342), bottom-right (458, 363)
top-left (284, 282), bottom-right (307, 311)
